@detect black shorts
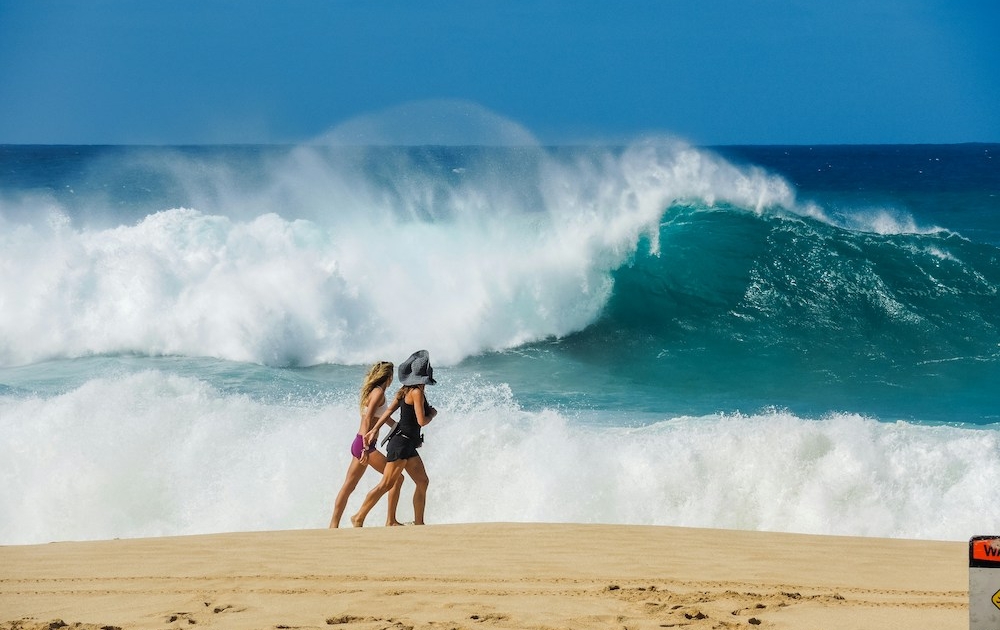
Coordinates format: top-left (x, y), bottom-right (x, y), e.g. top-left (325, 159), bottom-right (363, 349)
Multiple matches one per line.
top-left (385, 433), bottom-right (422, 462)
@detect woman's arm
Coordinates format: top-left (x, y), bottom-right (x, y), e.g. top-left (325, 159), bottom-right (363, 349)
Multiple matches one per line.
top-left (360, 387), bottom-right (384, 434)
top-left (412, 388), bottom-right (435, 427)
top-left (358, 386), bottom-right (387, 463)
top-left (363, 392), bottom-right (402, 446)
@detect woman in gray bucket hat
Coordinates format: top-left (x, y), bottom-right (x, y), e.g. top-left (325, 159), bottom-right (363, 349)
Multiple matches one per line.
top-left (351, 350), bottom-right (438, 526)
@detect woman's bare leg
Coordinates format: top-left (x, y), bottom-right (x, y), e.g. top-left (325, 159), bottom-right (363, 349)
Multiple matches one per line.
top-left (386, 474), bottom-right (404, 526)
top-left (351, 459), bottom-right (407, 527)
top-left (329, 457), bottom-right (368, 528)
top-left (404, 455), bottom-right (429, 525)
top-left (367, 451), bottom-right (405, 526)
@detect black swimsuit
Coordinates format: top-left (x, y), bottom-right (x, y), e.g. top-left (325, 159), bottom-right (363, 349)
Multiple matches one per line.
top-left (385, 397), bottom-right (429, 462)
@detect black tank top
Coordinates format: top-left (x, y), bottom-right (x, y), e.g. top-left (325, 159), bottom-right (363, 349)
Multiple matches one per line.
top-left (398, 395), bottom-right (430, 438)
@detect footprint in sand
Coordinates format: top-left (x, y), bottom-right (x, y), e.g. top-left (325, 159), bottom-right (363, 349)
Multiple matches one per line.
top-left (166, 612), bottom-right (197, 625)
top-left (325, 616), bottom-right (382, 625)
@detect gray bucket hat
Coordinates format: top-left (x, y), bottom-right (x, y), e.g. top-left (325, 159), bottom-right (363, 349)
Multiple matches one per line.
top-left (398, 350), bottom-right (437, 386)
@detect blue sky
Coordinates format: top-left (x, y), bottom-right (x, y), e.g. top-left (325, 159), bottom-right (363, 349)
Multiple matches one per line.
top-left (0, 0), bottom-right (997, 145)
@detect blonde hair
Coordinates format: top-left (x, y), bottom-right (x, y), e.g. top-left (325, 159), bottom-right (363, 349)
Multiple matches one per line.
top-left (360, 361), bottom-right (394, 411)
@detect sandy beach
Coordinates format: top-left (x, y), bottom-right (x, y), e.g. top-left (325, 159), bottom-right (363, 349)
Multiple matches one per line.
top-left (0, 524), bottom-right (967, 630)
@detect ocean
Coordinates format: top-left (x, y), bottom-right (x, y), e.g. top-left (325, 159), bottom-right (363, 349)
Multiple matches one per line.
top-left (1, 141), bottom-right (998, 545)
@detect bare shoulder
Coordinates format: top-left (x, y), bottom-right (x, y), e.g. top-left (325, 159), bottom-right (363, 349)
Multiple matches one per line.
top-left (365, 385), bottom-right (385, 408)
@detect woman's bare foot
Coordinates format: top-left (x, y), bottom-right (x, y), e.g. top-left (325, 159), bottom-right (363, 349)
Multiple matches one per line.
top-left (350, 514), bottom-right (364, 527)
top-left (386, 520), bottom-right (404, 526)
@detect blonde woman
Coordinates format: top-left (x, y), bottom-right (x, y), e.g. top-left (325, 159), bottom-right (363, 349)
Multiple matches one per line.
top-left (351, 350), bottom-right (437, 527)
top-left (329, 361), bottom-right (404, 528)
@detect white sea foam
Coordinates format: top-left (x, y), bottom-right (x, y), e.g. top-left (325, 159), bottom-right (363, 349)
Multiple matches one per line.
top-left (1, 369), bottom-right (997, 544)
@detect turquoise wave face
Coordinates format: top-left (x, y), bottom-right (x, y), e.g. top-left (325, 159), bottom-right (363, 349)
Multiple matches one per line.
top-left (510, 203), bottom-right (1000, 423)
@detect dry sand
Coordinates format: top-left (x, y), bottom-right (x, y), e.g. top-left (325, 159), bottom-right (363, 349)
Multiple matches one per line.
top-left (0, 523), bottom-right (967, 630)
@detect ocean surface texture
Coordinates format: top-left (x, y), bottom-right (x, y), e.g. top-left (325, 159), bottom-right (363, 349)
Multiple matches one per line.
top-left (1, 141), bottom-right (998, 544)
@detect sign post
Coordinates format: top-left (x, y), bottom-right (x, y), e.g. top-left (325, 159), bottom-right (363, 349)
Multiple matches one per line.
top-left (971, 536), bottom-right (1000, 629)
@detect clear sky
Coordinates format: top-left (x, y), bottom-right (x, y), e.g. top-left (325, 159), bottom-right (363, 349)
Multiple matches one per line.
top-left (1, 0), bottom-right (997, 145)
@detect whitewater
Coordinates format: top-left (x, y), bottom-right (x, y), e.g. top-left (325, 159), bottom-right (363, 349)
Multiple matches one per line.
top-left (2, 133), bottom-right (999, 545)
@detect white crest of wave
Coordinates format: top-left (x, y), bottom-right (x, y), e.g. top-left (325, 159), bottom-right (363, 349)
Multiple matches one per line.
top-left (835, 206), bottom-right (945, 236)
top-left (0, 135), bottom-right (797, 368)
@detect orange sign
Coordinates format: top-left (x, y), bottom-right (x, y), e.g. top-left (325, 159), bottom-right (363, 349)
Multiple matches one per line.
top-left (973, 539), bottom-right (1000, 563)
